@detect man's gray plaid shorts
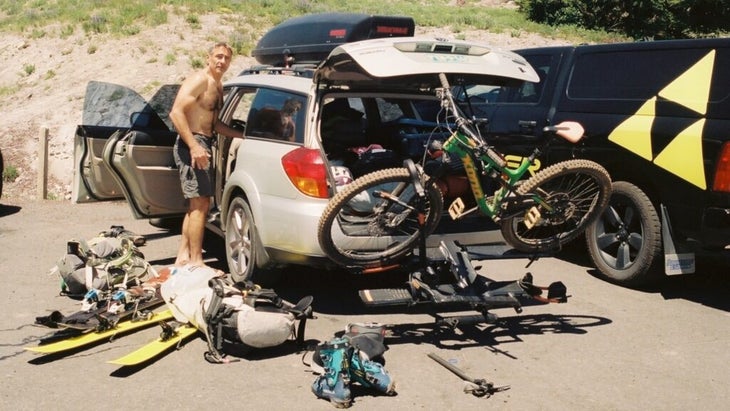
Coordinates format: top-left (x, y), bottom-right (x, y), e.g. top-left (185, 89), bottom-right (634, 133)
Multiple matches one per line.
top-left (173, 134), bottom-right (214, 199)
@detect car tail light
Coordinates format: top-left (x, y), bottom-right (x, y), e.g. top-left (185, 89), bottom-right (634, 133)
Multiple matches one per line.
top-left (282, 147), bottom-right (328, 198)
top-left (713, 142), bottom-right (730, 193)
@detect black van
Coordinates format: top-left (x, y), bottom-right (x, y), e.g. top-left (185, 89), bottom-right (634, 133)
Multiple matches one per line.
top-left (467, 38), bottom-right (730, 286)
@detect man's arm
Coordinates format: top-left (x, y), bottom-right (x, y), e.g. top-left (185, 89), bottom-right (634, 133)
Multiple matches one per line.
top-left (214, 119), bottom-right (244, 139)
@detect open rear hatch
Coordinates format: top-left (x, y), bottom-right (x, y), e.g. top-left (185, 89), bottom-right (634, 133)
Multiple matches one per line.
top-left (315, 37), bottom-right (539, 89)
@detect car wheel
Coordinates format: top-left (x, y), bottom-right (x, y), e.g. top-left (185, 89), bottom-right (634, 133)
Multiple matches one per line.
top-left (225, 195), bottom-right (279, 286)
top-left (585, 181), bottom-right (663, 287)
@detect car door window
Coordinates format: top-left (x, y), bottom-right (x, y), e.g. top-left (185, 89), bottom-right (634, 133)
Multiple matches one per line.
top-left (223, 87), bottom-right (255, 133)
top-left (246, 89), bottom-right (306, 143)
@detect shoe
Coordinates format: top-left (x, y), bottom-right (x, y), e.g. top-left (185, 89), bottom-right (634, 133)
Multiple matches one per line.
top-left (349, 350), bottom-right (396, 395)
top-left (311, 372), bottom-right (352, 408)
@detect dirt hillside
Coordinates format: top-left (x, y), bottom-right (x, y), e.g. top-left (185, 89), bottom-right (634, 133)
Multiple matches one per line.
top-left (0, 6), bottom-right (570, 201)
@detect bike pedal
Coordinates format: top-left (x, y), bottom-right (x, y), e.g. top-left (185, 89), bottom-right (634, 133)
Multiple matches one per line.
top-left (448, 198), bottom-right (465, 219)
top-left (523, 206), bottom-right (541, 229)
top-left (448, 198), bottom-right (478, 220)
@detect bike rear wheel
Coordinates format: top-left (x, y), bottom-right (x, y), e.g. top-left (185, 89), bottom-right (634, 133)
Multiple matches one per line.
top-left (500, 159), bottom-right (611, 253)
top-left (318, 168), bottom-right (444, 269)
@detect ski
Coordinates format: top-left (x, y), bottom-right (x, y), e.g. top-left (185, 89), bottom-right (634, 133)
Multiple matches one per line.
top-left (108, 321), bottom-right (198, 366)
top-left (26, 309), bottom-right (174, 355)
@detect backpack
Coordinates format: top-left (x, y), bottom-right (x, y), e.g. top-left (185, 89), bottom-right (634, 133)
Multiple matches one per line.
top-left (160, 264), bottom-right (313, 363)
top-left (50, 226), bottom-right (155, 300)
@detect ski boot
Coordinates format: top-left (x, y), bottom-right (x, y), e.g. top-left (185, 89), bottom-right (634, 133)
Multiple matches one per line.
top-left (107, 289), bottom-right (131, 315)
top-left (349, 349), bottom-right (396, 396)
top-left (312, 371), bottom-right (352, 409)
top-left (311, 337), bottom-right (352, 408)
top-left (81, 288), bottom-right (101, 312)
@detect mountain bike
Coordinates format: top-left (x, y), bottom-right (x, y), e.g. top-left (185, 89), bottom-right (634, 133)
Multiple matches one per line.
top-left (318, 73), bottom-right (611, 270)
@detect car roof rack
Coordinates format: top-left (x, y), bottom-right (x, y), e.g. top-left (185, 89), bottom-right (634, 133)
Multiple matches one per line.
top-left (239, 64), bottom-right (318, 78)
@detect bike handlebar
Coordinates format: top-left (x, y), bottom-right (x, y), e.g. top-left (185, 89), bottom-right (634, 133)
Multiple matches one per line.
top-left (439, 72), bottom-right (585, 145)
top-left (437, 73), bottom-right (482, 144)
top-left (438, 72), bottom-right (450, 90)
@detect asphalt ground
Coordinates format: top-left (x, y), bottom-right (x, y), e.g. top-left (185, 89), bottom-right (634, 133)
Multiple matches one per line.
top-left (1, 199), bottom-right (729, 410)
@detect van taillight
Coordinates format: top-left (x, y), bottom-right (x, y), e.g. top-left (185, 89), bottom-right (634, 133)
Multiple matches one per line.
top-left (713, 142), bottom-right (730, 193)
top-left (281, 147), bottom-right (328, 198)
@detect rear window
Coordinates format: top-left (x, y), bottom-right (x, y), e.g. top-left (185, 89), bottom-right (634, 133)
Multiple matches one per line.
top-left (246, 89), bottom-right (307, 143)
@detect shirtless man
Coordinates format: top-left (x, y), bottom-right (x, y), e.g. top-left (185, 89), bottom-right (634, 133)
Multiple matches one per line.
top-left (170, 42), bottom-right (243, 267)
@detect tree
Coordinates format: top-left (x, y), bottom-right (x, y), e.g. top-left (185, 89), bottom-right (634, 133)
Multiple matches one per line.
top-left (517, 0), bottom-right (730, 39)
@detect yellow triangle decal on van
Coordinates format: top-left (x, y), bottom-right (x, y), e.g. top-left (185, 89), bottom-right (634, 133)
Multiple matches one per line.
top-left (608, 97), bottom-right (655, 161)
top-left (657, 50), bottom-right (715, 115)
top-left (653, 119), bottom-right (707, 190)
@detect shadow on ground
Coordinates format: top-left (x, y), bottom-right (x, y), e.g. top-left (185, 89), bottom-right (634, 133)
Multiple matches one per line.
top-left (0, 203), bottom-right (21, 218)
top-left (558, 240), bottom-right (730, 313)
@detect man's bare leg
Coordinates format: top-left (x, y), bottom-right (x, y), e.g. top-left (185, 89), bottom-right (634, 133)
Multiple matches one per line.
top-left (185, 196), bottom-right (210, 266)
top-left (174, 213), bottom-right (191, 266)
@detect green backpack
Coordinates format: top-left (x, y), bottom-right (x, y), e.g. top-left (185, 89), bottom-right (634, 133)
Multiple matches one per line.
top-left (51, 226), bottom-right (154, 299)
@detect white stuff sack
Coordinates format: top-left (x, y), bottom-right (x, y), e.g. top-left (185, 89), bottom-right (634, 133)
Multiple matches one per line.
top-left (233, 304), bottom-right (294, 348)
top-left (160, 265), bottom-right (218, 331)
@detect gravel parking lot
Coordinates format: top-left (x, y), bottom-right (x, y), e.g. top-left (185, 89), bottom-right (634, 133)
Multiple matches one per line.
top-left (1, 199), bottom-right (729, 410)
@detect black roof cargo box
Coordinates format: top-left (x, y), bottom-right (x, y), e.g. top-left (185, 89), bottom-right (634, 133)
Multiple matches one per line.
top-left (252, 13), bottom-right (415, 67)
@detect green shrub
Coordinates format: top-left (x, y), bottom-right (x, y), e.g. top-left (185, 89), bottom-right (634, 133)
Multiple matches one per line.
top-left (165, 53), bottom-right (177, 66)
top-left (186, 14), bottom-right (201, 29)
top-left (22, 64), bottom-right (35, 76)
top-left (3, 165), bottom-right (19, 183)
top-left (190, 57), bottom-right (204, 69)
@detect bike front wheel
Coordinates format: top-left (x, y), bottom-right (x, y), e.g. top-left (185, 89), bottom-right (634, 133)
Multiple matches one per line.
top-left (318, 168), bottom-right (444, 269)
top-left (500, 159), bottom-right (611, 253)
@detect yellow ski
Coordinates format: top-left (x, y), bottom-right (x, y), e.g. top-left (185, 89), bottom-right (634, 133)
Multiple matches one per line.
top-left (108, 322), bottom-right (198, 366)
top-left (26, 310), bottom-right (174, 355)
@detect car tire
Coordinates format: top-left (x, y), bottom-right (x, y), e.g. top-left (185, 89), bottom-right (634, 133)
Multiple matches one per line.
top-left (585, 181), bottom-right (663, 287)
top-left (225, 195), bottom-right (279, 287)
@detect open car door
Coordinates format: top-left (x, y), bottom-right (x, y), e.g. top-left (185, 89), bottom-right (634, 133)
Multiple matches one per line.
top-left (73, 81), bottom-right (187, 219)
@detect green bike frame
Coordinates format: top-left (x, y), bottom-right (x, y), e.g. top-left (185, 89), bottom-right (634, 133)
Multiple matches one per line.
top-left (441, 130), bottom-right (553, 222)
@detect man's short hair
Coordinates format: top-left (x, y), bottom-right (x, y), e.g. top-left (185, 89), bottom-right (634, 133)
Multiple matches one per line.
top-left (210, 42), bottom-right (233, 56)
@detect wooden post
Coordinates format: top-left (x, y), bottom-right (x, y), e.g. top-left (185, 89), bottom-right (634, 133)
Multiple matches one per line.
top-left (37, 127), bottom-right (48, 200)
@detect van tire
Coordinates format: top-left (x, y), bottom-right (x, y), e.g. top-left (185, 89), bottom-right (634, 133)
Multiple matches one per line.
top-left (585, 181), bottom-right (663, 287)
top-left (225, 195), bottom-right (280, 287)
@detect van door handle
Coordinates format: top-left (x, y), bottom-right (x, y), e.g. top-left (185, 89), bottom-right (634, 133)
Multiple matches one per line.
top-left (518, 120), bottom-right (537, 134)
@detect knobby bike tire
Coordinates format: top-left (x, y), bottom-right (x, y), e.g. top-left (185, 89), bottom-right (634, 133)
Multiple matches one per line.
top-left (318, 168), bottom-right (444, 268)
top-left (500, 159), bottom-right (611, 253)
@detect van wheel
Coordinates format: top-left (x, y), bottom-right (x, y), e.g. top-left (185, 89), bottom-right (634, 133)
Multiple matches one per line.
top-left (225, 195), bottom-right (279, 287)
top-left (585, 181), bottom-right (662, 287)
